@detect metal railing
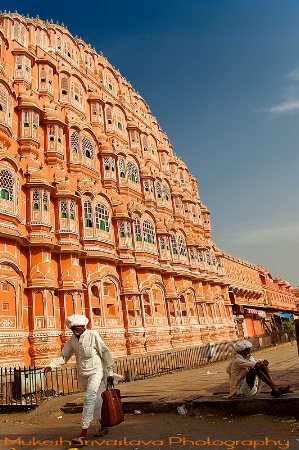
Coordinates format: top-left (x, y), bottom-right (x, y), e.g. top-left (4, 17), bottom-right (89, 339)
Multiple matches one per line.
top-left (0, 330), bottom-right (293, 410)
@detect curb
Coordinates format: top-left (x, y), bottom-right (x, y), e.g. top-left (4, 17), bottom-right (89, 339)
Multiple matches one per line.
top-left (59, 395), bottom-right (299, 417)
top-left (120, 394), bottom-right (299, 417)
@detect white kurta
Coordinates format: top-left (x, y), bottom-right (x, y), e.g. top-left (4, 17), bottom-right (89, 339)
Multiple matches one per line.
top-left (226, 353), bottom-right (262, 397)
top-left (49, 329), bottom-right (114, 429)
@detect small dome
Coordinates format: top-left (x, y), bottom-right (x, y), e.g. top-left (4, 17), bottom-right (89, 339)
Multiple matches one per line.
top-left (30, 169), bottom-right (50, 185)
top-left (100, 141), bottom-right (113, 153)
top-left (140, 165), bottom-right (151, 176)
top-left (57, 178), bottom-right (73, 192)
top-left (115, 203), bottom-right (127, 214)
top-left (156, 220), bottom-right (167, 233)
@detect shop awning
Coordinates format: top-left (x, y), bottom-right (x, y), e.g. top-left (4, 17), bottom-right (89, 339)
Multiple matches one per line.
top-left (273, 312), bottom-right (292, 319)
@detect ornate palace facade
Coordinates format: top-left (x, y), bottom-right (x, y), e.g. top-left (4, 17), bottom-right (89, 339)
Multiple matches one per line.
top-left (0, 12), bottom-right (296, 367)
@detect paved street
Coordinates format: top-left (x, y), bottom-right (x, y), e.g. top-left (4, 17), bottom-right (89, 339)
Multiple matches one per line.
top-left (2, 406), bottom-right (299, 450)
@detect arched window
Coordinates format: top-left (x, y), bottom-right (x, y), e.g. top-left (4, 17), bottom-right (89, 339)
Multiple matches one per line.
top-left (32, 112), bottom-right (39, 130)
top-left (59, 199), bottom-right (76, 231)
top-left (211, 250), bottom-right (217, 265)
top-left (134, 218), bottom-right (141, 241)
top-left (119, 222), bottom-right (125, 238)
top-left (143, 219), bottom-right (155, 244)
top-left (32, 190), bottom-right (40, 210)
top-left (142, 136), bottom-right (148, 152)
top-left (127, 161), bottom-right (139, 183)
top-left (15, 55), bottom-right (30, 80)
top-left (82, 136), bottom-right (94, 159)
top-left (118, 158), bottom-right (126, 178)
top-left (61, 76), bottom-right (68, 95)
top-left (178, 235), bottom-right (187, 256)
top-left (120, 222), bottom-right (131, 240)
top-left (84, 200), bottom-right (93, 227)
top-left (71, 80), bottom-right (83, 106)
top-left (130, 130), bottom-right (139, 144)
top-left (163, 184), bottom-right (170, 201)
top-left (0, 87), bottom-right (8, 124)
top-left (126, 222), bottom-right (131, 237)
top-left (104, 157), bottom-right (110, 170)
top-left (60, 199), bottom-right (67, 218)
top-left (43, 191), bottom-right (49, 211)
top-left (206, 249), bottom-right (211, 265)
top-left (103, 157), bottom-right (115, 172)
top-left (159, 236), bottom-right (165, 250)
top-left (198, 251), bottom-right (204, 262)
top-left (156, 182), bottom-right (162, 199)
top-left (95, 203), bottom-right (109, 231)
top-left (106, 107), bottom-right (112, 125)
top-left (171, 235), bottom-right (177, 254)
top-left (70, 201), bottom-right (75, 220)
top-left (0, 169), bottom-right (14, 201)
top-left (13, 22), bottom-right (27, 46)
top-left (57, 35), bottom-right (62, 51)
top-left (70, 131), bottom-right (79, 153)
top-left (49, 125), bottom-right (55, 141)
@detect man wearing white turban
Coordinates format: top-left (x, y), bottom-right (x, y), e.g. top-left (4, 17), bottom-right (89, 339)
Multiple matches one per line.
top-left (44, 314), bottom-right (118, 444)
top-left (226, 339), bottom-right (290, 398)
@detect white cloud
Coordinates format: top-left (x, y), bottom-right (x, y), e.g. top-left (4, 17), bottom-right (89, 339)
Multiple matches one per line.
top-left (266, 99), bottom-right (299, 114)
top-left (287, 67), bottom-right (299, 81)
top-left (262, 66), bottom-right (299, 115)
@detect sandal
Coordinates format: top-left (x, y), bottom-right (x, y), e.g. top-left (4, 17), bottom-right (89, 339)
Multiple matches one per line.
top-left (271, 385), bottom-right (291, 397)
top-left (94, 427), bottom-right (109, 437)
top-left (71, 437), bottom-right (87, 446)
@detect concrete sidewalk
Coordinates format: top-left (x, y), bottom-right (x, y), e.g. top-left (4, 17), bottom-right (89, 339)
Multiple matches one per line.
top-left (120, 340), bottom-right (299, 401)
top-left (62, 340), bottom-right (299, 416)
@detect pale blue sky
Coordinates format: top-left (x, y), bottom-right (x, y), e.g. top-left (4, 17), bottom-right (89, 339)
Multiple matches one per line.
top-left (5, 0), bottom-right (299, 286)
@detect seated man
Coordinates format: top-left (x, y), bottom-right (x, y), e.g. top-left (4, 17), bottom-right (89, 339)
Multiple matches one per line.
top-left (226, 339), bottom-right (290, 398)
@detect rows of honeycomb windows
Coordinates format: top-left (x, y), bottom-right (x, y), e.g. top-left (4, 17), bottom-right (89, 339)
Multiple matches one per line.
top-left (10, 19), bottom-right (153, 121)
top-left (11, 55), bottom-right (155, 146)
top-left (0, 168), bottom-right (219, 267)
top-left (0, 166), bottom-right (201, 235)
top-left (0, 81), bottom-right (178, 190)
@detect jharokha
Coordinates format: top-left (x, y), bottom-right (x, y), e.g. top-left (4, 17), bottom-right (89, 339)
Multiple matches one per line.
top-left (0, 12), bottom-right (296, 368)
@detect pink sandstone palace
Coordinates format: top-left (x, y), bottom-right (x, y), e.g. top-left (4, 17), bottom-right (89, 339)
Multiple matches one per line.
top-left (0, 12), bottom-right (296, 368)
